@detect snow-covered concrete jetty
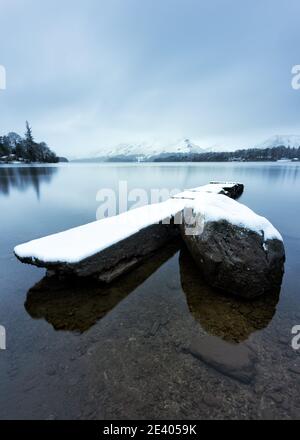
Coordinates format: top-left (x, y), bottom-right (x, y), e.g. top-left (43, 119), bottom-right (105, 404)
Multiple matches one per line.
top-left (14, 182), bottom-right (243, 282)
top-left (14, 180), bottom-right (286, 298)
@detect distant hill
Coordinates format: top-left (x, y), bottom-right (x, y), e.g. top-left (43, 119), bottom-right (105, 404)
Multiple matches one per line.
top-left (255, 135), bottom-right (300, 150)
top-left (73, 135), bottom-right (300, 163)
top-left (78, 138), bottom-right (212, 161)
top-left (74, 138), bottom-right (234, 162)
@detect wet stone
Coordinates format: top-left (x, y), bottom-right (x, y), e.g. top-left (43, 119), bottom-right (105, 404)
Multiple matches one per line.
top-left (46, 367), bottom-right (57, 377)
top-left (46, 414), bottom-right (56, 421)
top-left (285, 350), bottom-right (296, 359)
top-left (260, 407), bottom-right (276, 420)
top-left (288, 364), bottom-right (300, 375)
top-left (270, 393), bottom-right (284, 404)
top-left (186, 335), bottom-right (257, 384)
top-left (149, 321), bottom-right (160, 336)
top-left (281, 400), bottom-right (290, 411)
top-left (278, 336), bottom-right (290, 345)
top-left (166, 278), bottom-right (180, 290)
top-left (202, 395), bottom-right (221, 408)
top-left (254, 383), bottom-right (265, 395)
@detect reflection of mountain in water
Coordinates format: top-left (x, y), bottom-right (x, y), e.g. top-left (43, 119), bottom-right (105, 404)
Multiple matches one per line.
top-left (0, 166), bottom-right (58, 199)
top-left (25, 242), bottom-right (180, 333)
top-left (179, 248), bottom-right (280, 343)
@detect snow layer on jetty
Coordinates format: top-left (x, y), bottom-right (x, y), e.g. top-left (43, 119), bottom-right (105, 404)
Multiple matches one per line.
top-left (14, 199), bottom-right (185, 264)
top-left (172, 182), bottom-right (242, 200)
top-left (14, 182), bottom-right (282, 267)
top-left (189, 183), bottom-right (236, 193)
top-left (185, 193), bottom-right (283, 242)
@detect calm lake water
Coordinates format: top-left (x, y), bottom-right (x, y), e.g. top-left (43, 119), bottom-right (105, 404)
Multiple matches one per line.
top-left (0, 162), bottom-right (300, 420)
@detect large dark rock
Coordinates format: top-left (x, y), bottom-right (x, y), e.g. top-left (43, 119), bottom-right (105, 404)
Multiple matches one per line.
top-left (181, 218), bottom-right (285, 299)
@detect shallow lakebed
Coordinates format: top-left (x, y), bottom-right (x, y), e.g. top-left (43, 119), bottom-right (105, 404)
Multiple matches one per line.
top-left (0, 162), bottom-right (300, 420)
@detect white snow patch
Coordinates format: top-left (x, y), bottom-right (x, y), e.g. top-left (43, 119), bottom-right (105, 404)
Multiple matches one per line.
top-left (174, 182), bottom-right (241, 198)
top-left (189, 184), bottom-right (231, 193)
top-left (184, 193), bottom-right (283, 242)
top-left (172, 191), bottom-right (207, 200)
top-left (14, 199), bottom-right (185, 264)
top-left (263, 243), bottom-right (268, 252)
top-left (173, 183), bottom-right (237, 199)
top-left (14, 186), bottom-right (283, 265)
top-left (210, 181), bottom-right (241, 186)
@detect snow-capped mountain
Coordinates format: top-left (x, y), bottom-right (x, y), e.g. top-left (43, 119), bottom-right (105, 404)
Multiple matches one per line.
top-left (91, 138), bottom-right (207, 160)
top-left (73, 134), bottom-right (300, 162)
top-left (255, 135), bottom-right (300, 149)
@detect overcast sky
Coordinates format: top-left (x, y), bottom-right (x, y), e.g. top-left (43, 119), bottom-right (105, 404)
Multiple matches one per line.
top-left (0, 0), bottom-right (299, 156)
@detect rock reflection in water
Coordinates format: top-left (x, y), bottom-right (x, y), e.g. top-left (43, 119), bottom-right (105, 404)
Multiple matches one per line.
top-left (179, 248), bottom-right (280, 343)
top-left (25, 242), bottom-right (180, 333)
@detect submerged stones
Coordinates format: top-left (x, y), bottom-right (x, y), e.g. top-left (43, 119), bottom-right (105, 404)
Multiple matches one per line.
top-left (185, 334), bottom-right (257, 384)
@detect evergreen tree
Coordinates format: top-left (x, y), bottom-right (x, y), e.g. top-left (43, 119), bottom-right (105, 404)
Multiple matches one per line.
top-left (0, 124), bottom-right (59, 163)
top-left (25, 121), bottom-right (36, 162)
top-left (0, 136), bottom-right (11, 157)
top-left (25, 121), bottom-right (34, 144)
top-left (15, 141), bottom-right (26, 160)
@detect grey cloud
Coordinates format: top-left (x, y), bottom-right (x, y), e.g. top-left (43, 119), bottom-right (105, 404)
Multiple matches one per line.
top-left (0, 0), bottom-right (299, 156)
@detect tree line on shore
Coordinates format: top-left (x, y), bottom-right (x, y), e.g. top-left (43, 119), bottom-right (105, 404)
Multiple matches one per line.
top-left (153, 146), bottom-right (300, 162)
top-left (0, 122), bottom-right (58, 163)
